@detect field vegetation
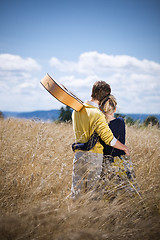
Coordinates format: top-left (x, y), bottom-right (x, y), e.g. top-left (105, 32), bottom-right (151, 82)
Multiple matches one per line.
top-left (0, 118), bottom-right (160, 240)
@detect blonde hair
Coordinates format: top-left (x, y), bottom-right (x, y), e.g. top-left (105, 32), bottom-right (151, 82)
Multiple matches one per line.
top-left (100, 95), bottom-right (117, 122)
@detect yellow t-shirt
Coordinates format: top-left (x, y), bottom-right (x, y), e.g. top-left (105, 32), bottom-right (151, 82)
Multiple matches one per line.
top-left (72, 102), bottom-right (114, 154)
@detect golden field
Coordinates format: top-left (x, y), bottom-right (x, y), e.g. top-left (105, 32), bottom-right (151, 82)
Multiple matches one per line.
top-left (0, 118), bottom-right (160, 240)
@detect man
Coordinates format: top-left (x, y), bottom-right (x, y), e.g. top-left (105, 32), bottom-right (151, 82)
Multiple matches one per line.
top-left (71, 81), bottom-right (129, 199)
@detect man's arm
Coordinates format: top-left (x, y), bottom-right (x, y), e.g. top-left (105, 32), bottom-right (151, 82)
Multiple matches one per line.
top-left (113, 139), bottom-right (130, 156)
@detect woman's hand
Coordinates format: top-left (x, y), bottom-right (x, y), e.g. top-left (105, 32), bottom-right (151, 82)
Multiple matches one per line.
top-left (123, 145), bottom-right (130, 156)
top-left (113, 139), bottom-right (130, 156)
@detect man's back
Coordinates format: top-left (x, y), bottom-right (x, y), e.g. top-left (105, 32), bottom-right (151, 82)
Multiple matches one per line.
top-left (72, 102), bottom-right (113, 154)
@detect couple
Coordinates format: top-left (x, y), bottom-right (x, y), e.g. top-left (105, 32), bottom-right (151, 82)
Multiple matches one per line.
top-left (71, 80), bottom-right (137, 200)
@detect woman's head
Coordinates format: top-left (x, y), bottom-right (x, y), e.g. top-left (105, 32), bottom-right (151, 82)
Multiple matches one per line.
top-left (100, 95), bottom-right (117, 120)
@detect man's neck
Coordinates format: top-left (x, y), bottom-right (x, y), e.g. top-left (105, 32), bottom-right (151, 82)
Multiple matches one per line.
top-left (85, 98), bottom-right (99, 108)
top-left (90, 98), bottom-right (99, 105)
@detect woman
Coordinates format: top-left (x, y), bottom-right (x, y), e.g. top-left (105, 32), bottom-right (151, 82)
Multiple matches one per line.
top-left (72, 95), bottom-right (139, 199)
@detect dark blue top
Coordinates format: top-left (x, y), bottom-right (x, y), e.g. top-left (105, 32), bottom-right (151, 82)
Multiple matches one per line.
top-left (100, 117), bottom-right (125, 156)
top-left (72, 117), bottom-right (126, 157)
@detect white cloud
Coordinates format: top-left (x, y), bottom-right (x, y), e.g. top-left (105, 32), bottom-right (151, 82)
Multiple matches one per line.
top-left (0, 52), bottom-right (160, 113)
top-left (49, 51), bottom-right (160, 75)
top-left (49, 52), bottom-right (160, 114)
top-left (0, 54), bottom-right (41, 88)
top-left (59, 75), bottom-right (99, 88)
top-left (0, 54), bottom-right (41, 72)
top-left (0, 54), bottom-right (43, 111)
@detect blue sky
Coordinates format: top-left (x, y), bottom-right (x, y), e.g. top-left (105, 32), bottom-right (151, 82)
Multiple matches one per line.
top-left (0, 0), bottom-right (160, 113)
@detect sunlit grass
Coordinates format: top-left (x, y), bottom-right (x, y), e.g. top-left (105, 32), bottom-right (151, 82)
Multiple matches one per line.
top-left (0, 118), bottom-right (159, 240)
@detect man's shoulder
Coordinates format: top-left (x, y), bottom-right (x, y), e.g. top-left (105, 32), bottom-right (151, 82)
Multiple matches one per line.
top-left (72, 105), bottom-right (100, 115)
top-left (78, 103), bottom-right (102, 114)
top-left (85, 105), bottom-right (103, 117)
top-left (73, 103), bottom-right (104, 120)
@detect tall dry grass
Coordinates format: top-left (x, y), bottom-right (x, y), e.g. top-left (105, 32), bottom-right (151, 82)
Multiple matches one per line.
top-left (0, 118), bottom-right (159, 240)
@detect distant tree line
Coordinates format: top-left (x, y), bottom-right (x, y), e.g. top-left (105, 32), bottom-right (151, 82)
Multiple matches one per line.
top-left (1, 107), bottom-right (159, 127)
top-left (58, 107), bottom-right (159, 127)
top-left (58, 106), bottom-right (72, 122)
top-left (143, 115), bottom-right (159, 127)
top-left (0, 111), bottom-right (4, 119)
top-left (115, 113), bottom-right (159, 127)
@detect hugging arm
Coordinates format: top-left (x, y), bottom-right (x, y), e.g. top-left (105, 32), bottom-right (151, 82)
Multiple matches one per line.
top-left (72, 131), bottom-right (99, 151)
